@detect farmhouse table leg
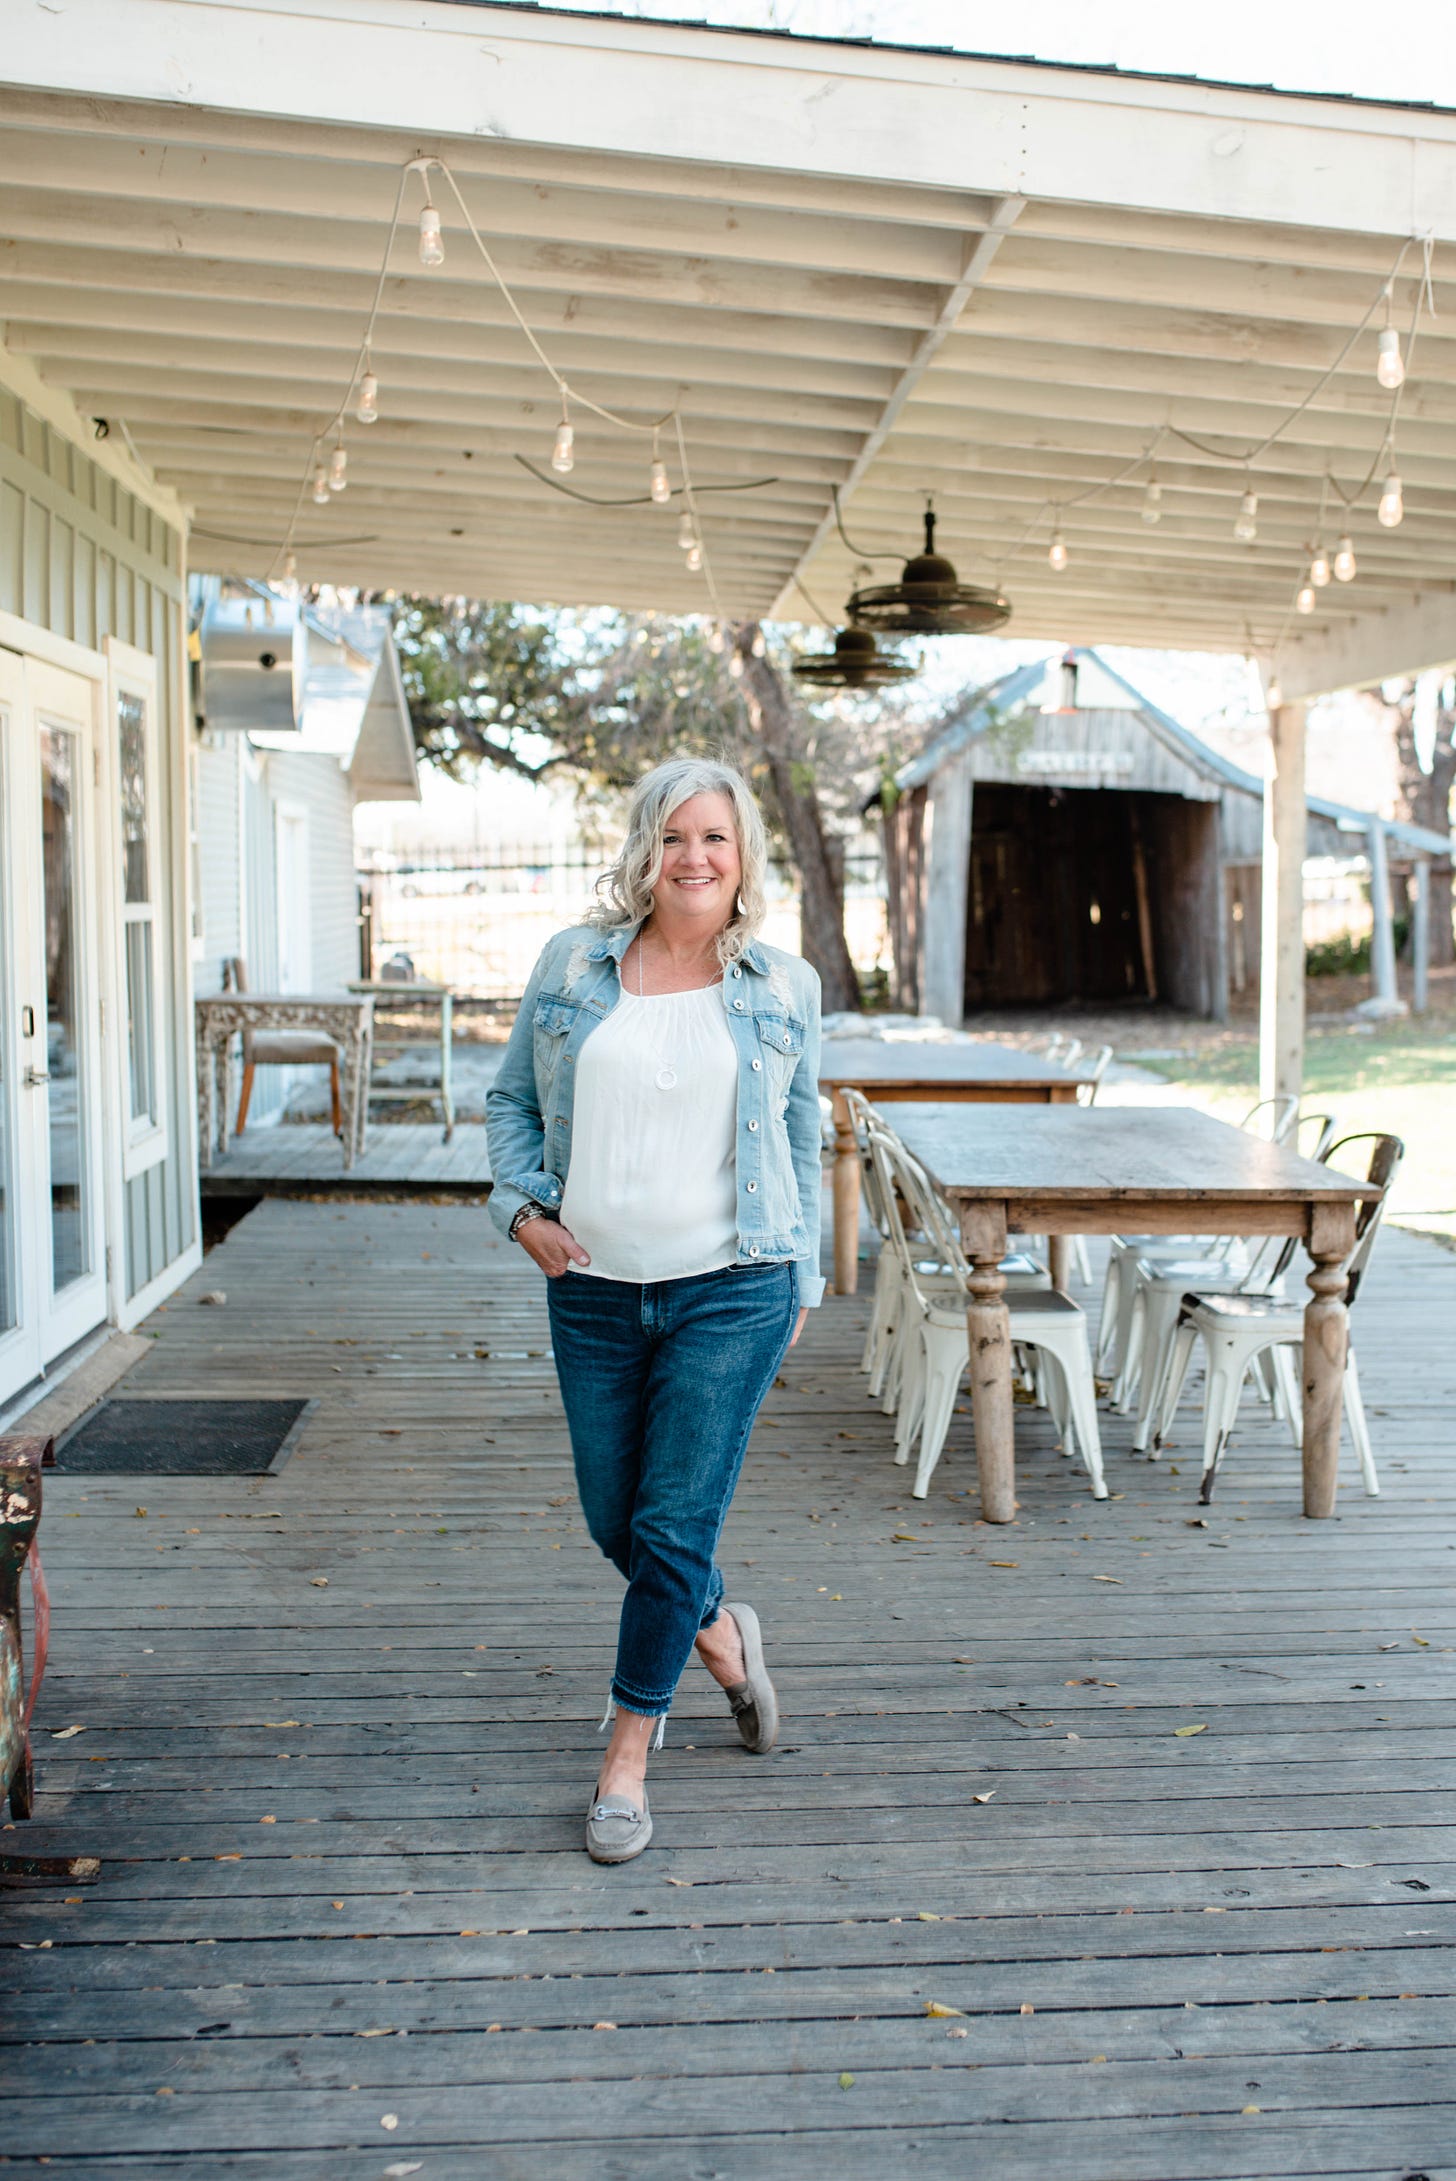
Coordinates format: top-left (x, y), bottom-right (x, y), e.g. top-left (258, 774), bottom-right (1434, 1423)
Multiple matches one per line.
top-left (216, 1038), bottom-right (234, 1159)
top-left (340, 1038), bottom-right (362, 1172)
top-left (196, 1031), bottom-right (215, 1171)
top-left (831, 1090), bottom-right (861, 1296)
top-left (1302, 1202), bottom-right (1356, 1518)
top-left (963, 1203), bottom-right (1016, 1523)
top-left (1048, 1236), bottom-right (1072, 1292)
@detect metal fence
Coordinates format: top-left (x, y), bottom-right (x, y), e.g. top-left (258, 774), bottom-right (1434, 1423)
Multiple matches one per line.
top-left (357, 843), bottom-right (889, 999)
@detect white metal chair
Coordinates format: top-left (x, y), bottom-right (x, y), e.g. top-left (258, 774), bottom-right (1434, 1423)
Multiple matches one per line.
top-left (1098, 1092), bottom-right (1302, 1396)
top-left (1151, 1132), bottom-right (1402, 1502)
top-left (1123, 1113), bottom-right (1339, 1452)
top-left (867, 1125), bottom-right (1106, 1503)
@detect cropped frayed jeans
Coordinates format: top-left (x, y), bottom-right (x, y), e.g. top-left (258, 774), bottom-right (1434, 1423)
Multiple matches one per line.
top-left (546, 1260), bottom-right (799, 1720)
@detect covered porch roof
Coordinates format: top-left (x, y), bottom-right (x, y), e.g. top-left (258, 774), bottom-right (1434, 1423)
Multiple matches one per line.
top-left (3, 3), bottom-right (1456, 699)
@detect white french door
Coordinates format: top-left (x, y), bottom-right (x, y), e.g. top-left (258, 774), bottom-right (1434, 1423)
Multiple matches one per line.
top-left (0, 649), bottom-right (108, 1405)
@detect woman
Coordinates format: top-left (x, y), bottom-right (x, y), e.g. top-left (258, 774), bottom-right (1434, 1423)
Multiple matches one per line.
top-left (486, 757), bottom-right (823, 1864)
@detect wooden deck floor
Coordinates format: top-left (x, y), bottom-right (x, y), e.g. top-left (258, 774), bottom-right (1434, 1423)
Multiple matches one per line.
top-left (202, 1121), bottom-right (492, 1194)
top-left (7, 1200), bottom-right (1456, 2178)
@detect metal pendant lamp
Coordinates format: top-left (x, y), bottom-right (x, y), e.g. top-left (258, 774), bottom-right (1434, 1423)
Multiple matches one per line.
top-left (846, 505), bottom-right (1010, 636)
top-left (791, 623), bottom-right (918, 690)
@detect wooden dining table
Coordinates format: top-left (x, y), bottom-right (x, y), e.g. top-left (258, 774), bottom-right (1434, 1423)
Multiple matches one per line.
top-left (890, 1103), bottom-right (1370, 1525)
top-left (819, 1040), bottom-right (1092, 1297)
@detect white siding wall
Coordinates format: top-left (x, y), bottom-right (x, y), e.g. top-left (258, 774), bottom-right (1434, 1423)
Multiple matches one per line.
top-left (265, 750), bottom-right (359, 989)
top-left (191, 736), bottom-right (242, 998)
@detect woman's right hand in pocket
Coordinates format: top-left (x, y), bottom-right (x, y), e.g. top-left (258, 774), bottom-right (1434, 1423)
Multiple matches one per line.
top-left (517, 1217), bottom-right (591, 1277)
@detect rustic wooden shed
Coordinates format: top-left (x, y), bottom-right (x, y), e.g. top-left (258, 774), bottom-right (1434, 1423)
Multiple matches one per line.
top-left (878, 648), bottom-right (1448, 1024)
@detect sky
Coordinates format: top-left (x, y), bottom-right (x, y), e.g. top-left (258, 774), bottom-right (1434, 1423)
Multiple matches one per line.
top-left (550, 0), bottom-right (1456, 107)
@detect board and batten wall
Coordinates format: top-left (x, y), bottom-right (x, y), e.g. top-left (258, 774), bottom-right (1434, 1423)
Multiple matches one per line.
top-left (0, 386), bottom-right (196, 1305)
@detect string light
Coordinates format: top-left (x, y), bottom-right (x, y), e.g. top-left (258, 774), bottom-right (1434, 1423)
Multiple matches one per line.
top-left (1048, 522), bottom-right (1068, 573)
top-left (551, 396), bottom-right (575, 475)
top-left (1296, 582), bottom-right (1316, 615)
top-left (1309, 545), bottom-right (1331, 588)
top-left (418, 200), bottom-right (445, 268)
top-left (685, 540), bottom-right (703, 572)
top-left (311, 464), bottom-right (329, 505)
top-left (678, 511), bottom-right (696, 551)
top-left (1141, 478), bottom-right (1162, 525)
top-left (1376, 286), bottom-right (1405, 390)
top-left (1234, 486), bottom-right (1258, 542)
top-left (357, 367), bottom-right (379, 425)
top-left (1334, 534), bottom-right (1357, 582)
top-left (283, 550), bottom-right (297, 581)
top-left (1266, 676), bottom-right (1283, 709)
top-left (1378, 459), bottom-right (1404, 528)
top-left (650, 458), bottom-right (671, 505)
top-left (328, 443), bottom-right (348, 492)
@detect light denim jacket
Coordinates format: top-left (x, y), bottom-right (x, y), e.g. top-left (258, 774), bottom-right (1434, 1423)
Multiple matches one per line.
top-left (485, 922), bottom-right (825, 1306)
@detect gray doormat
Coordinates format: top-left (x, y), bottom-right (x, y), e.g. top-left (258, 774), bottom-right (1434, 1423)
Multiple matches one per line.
top-left (55, 1398), bottom-right (312, 1475)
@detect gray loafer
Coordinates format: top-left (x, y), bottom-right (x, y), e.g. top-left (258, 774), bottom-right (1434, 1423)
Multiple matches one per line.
top-left (586, 1789), bottom-right (653, 1864)
top-left (721, 1601), bottom-right (779, 1754)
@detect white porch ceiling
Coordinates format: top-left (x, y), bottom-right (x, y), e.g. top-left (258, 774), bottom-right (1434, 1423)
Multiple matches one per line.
top-left (4, 2), bottom-right (1456, 692)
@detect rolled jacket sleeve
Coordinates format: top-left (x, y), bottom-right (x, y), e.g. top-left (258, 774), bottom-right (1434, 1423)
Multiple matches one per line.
top-left (782, 968), bottom-right (826, 1306)
top-left (485, 942), bottom-right (563, 1239)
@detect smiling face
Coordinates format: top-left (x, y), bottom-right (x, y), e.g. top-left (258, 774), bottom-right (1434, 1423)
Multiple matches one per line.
top-left (652, 790), bottom-right (743, 930)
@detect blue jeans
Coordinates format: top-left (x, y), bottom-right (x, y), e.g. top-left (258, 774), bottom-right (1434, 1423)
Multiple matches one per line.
top-left (546, 1261), bottom-right (799, 1718)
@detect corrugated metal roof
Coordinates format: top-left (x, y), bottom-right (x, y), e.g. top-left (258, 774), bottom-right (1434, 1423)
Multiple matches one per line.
top-left (430, 2), bottom-right (1456, 119)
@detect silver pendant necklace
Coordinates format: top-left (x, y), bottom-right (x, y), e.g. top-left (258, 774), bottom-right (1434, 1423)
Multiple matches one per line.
top-left (635, 931), bottom-right (721, 1092)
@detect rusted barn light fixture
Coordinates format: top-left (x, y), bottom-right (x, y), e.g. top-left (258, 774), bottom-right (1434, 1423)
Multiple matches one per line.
top-left (791, 624), bottom-right (919, 690)
top-left (845, 505), bottom-right (1010, 636)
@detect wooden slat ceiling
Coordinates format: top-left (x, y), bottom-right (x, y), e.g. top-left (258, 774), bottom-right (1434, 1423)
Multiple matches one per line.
top-left (2, 84), bottom-right (1452, 655)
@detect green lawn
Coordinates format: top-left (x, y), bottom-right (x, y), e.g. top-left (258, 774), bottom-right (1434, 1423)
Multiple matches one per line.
top-left (1137, 1018), bottom-right (1456, 1241)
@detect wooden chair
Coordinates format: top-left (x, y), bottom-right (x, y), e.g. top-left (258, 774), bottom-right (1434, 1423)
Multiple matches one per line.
top-left (223, 958), bottom-right (342, 1136)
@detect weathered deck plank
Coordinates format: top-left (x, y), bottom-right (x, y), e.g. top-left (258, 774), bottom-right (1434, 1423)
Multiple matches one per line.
top-left (6, 1198), bottom-right (1454, 2177)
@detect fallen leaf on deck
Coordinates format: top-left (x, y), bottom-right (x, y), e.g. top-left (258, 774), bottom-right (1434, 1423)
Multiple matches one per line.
top-left (1019, 2003), bottom-right (1035, 2016)
top-left (1092, 1575), bottom-right (1123, 1585)
top-left (917, 1911), bottom-right (941, 1921)
top-left (988, 1560), bottom-right (1018, 1569)
top-left (383, 2166), bottom-right (424, 2179)
top-left (664, 1877), bottom-right (693, 1887)
top-left (1174, 1724), bottom-right (1208, 1737)
top-left (925, 2001), bottom-right (963, 2017)
top-left (311, 1578), bottom-right (329, 1588)
top-left (51, 1725), bottom-right (86, 1740)
top-left (215, 1854), bottom-right (242, 1862)
top-left (259, 1815), bottom-right (276, 1825)
top-left (592, 2021), bottom-right (617, 2032)
top-left (1241, 2105), bottom-right (1261, 2115)
top-left (380, 2113), bottom-right (399, 2130)
top-left (838, 2072), bottom-right (855, 2089)
top-left (972, 1792), bottom-right (996, 1804)
top-left (1411, 1633), bottom-right (1431, 1647)
top-left (356, 2028), bottom-right (394, 2038)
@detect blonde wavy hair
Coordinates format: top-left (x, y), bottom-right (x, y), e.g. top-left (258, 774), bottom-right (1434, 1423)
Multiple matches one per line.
top-left (591, 757), bottom-right (769, 966)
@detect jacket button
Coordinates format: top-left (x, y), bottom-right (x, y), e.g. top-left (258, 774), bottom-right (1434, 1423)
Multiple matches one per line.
top-left (732, 967), bottom-right (742, 978)
top-left (746, 1180), bottom-right (757, 1192)
top-left (783, 1034), bottom-right (791, 1046)
top-left (734, 999), bottom-right (745, 1010)
top-left (747, 1120), bottom-right (758, 1132)
top-left (748, 1245), bottom-right (760, 1257)
top-left (752, 1058), bottom-right (762, 1072)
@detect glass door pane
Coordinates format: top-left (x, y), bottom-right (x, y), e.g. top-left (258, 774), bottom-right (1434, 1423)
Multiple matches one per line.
top-left (0, 725), bottom-right (15, 1338)
top-left (39, 724), bottom-right (92, 1295)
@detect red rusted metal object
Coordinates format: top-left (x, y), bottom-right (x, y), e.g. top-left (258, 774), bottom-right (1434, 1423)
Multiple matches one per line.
top-left (0, 1436), bottom-right (50, 1820)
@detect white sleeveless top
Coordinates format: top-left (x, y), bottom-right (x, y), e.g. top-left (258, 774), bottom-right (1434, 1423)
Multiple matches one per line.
top-left (558, 985), bottom-right (739, 1283)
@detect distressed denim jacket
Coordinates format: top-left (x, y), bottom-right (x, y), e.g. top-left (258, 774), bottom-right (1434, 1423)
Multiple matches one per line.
top-left (485, 923), bottom-right (825, 1306)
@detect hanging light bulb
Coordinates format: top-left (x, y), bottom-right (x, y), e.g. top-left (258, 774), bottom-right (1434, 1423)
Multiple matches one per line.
top-left (1141, 478), bottom-right (1162, 525)
top-left (418, 201), bottom-right (445, 267)
top-left (1296, 582), bottom-right (1316, 615)
top-left (1309, 545), bottom-right (1331, 588)
top-left (1234, 487), bottom-right (1258, 542)
top-left (1048, 524), bottom-right (1068, 573)
top-left (1333, 534), bottom-right (1357, 582)
top-left (357, 369), bottom-right (379, 425)
top-left (751, 629), bottom-right (766, 658)
top-left (649, 458), bottom-right (671, 505)
top-left (1376, 325), bottom-right (1405, 390)
top-left (1377, 465), bottom-right (1404, 527)
top-left (685, 540), bottom-right (703, 573)
top-left (283, 550), bottom-right (297, 582)
top-left (328, 443), bottom-right (348, 492)
top-left (677, 511), bottom-right (696, 551)
top-left (311, 464), bottom-right (329, 505)
top-left (550, 389), bottom-right (575, 475)
top-left (1266, 676), bottom-right (1283, 710)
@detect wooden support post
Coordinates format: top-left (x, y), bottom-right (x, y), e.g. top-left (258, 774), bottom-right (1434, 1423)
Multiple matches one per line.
top-left (1259, 700), bottom-right (1307, 1105)
top-left (1365, 820), bottom-right (1400, 1014)
top-left (921, 754), bottom-right (973, 1027)
top-left (1412, 858), bottom-right (1431, 1015)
